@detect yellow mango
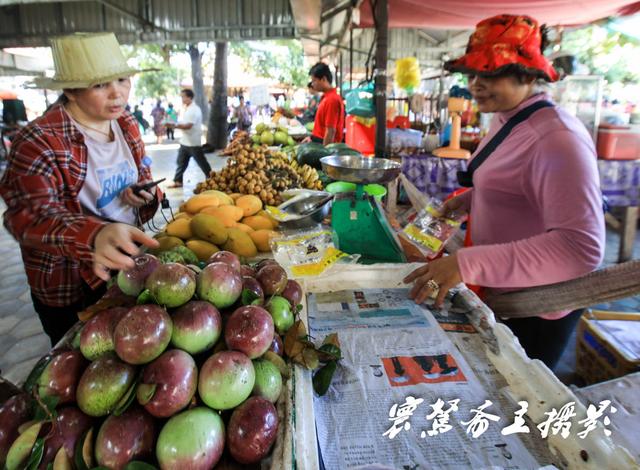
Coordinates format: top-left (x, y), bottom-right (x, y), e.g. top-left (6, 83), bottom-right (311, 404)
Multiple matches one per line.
top-left (233, 222), bottom-right (254, 233)
top-left (186, 240), bottom-right (220, 261)
top-left (190, 213), bottom-right (228, 245)
top-left (200, 189), bottom-right (234, 205)
top-left (222, 228), bottom-right (258, 258)
top-left (165, 218), bottom-right (193, 240)
top-left (235, 195), bottom-right (263, 217)
top-left (149, 236), bottom-right (184, 254)
top-left (249, 229), bottom-right (278, 252)
top-left (256, 209), bottom-right (279, 228)
top-left (185, 193), bottom-right (221, 213)
top-left (201, 205), bottom-right (244, 226)
top-left (173, 212), bottom-right (192, 221)
top-left (243, 215), bottom-right (275, 231)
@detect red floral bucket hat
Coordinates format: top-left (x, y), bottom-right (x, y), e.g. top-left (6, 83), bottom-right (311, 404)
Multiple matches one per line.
top-left (444, 14), bottom-right (559, 82)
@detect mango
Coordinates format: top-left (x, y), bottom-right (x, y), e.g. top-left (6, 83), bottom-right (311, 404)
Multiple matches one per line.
top-left (185, 194), bottom-right (221, 213)
top-left (149, 236), bottom-right (184, 254)
top-left (222, 228), bottom-right (258, 258)
top-left (173, 212), bottom-right (192, 221)
top-left (229, 193), bottom-right (243, 201)
top-left (257, 210), bottom-right (279, 228)
top-left (249, 229), bottom-right (278, 252)
top-left (200, 190), bottom-right (234, 205)
top-left (200, 205), bottom-right (244, 227)
top-left (235, 195), bottom-right (263, 217)
top-left (233, 222), bottom-right (254, 233)
top-left (190, 213), bottom-right (228, 245)
top-left (243, 215), bottom-right (275, 231)
top-left (186, 240), bottom-right (220, 262)
top-left (166, 218), bottom-right (193, 239)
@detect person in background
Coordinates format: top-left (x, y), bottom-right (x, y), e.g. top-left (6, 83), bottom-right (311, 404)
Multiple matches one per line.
top-left (301, 81), bottom-right (320, 125)
top-left (403, 14), bottom-right (605, 370)
top-left (165, 103), bottom-right (177, 140)
top-left (151, 99), bottom-right (165, 144)
top-left (307, 62), bottom-right (344, 144)
top-left (132, 105), bottom-right (146, 133)
top-left (233, 95), bottom-right (252, 133)
top-left (0, 33), bottom-right (160, 345)
top-left (166, 89), bottom-right (212, 188)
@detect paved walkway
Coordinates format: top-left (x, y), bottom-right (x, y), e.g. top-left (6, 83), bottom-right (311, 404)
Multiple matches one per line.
top-left (0, 134), bottom-right (638, 386)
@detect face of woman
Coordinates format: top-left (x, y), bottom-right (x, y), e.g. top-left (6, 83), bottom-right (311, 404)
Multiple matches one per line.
top-left (66, 77), bottom-right (131, 123)
top-left (468, 75), bottom-right (535, 113)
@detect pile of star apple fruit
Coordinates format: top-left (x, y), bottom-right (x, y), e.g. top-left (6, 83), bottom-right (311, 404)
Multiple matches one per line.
top-left (0, 252), bottom-right (341, 470)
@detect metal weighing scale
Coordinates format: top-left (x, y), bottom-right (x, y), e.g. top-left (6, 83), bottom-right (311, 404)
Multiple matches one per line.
top-left (320, 155), bottom-right (406, 264)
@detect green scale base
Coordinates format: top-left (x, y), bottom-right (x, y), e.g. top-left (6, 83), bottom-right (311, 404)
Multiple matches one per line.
top-left (331, 187), bottom-right (406, 264)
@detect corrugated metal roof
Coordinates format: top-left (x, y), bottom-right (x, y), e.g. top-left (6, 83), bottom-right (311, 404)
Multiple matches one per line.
top-left (0, 0), bottom-right (296, 47)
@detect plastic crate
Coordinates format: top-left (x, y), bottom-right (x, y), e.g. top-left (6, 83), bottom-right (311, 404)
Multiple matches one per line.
top-left (596, 125), bottom-right (640, 160)
top-left (576, 309), bottom-right (640, 385)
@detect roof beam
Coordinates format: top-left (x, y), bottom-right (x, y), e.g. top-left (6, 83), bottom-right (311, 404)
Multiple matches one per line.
top-left (416, 29), bottom-right (438, 45)
top-left (321, 1), bottom-right (352, 24)
top-left (96, 0), bottom-right (169, 33)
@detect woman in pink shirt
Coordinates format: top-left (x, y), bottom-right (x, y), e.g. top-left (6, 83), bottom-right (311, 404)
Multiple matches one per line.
top-left (404, 15), bottom-right (605, 369)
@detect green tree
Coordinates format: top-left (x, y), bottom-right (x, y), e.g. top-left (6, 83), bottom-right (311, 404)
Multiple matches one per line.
top-left (122, 44), bottom-right (181, 99)
top-left (230, 40), bottom-right (307, 87)
top-left (562, 24), bottom-right (640, 84)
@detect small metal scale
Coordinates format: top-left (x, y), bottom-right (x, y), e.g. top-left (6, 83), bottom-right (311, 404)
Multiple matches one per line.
top-left (320, 155), bottom-right (406, 264)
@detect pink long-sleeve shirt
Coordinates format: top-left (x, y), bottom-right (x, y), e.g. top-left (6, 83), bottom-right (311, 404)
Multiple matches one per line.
top-left (456, 93), bottom-right (605, 319)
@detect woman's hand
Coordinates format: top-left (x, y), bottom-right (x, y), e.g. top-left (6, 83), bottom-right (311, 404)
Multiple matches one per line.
top-left (121, 182), bottom-right (155, 208)
top-left (93, 223), bottom-right (160, 281)
top-left (403, 254), bottom-right (463, 307)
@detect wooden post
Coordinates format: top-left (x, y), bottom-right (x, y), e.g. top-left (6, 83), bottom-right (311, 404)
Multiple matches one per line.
top-left (207, 41), bottom-right (228, 150)
top-left (374, 0), bottom-right (388, 158)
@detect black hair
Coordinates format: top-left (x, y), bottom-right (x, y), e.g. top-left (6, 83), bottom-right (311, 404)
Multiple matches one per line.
top-left (239, 95), bottom-right (245, 101)
top-left (181, 89), bottom-right (195, 99)
top-left (56, 94), bottom-right (70, 105)
top-left (307, 81), bottom-right (313, 88)
top-left (309, 62), bottom-right (332, 84)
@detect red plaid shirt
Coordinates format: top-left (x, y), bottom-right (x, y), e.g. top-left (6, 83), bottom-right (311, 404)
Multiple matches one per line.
top-left (0, 104), bottom-right (159, 307)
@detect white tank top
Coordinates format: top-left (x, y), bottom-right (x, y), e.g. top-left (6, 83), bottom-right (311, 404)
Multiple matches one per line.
top-left (71, 115), bottom-right (138, 225)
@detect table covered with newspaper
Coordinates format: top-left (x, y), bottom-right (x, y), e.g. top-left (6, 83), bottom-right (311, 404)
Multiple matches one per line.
top-left (270, 263), bottom-right (637, 470)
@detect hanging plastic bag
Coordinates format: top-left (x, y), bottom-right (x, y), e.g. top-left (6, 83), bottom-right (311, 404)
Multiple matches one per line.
top-left (345, 81), bottom-right (375, 118)
top-left (395, 57), bottom-right (420, 94)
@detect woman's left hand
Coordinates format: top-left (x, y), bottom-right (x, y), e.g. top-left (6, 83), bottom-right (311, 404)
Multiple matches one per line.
top-left (121, 183), bottom-right (155, 208)
top-left (403, 254), bottom-right (463, 308)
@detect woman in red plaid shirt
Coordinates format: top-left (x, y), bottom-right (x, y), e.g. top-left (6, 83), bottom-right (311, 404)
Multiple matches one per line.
top-left (0, 33), bottom-right (161, 345)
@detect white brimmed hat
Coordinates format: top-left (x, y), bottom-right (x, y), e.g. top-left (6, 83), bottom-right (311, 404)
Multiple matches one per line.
top-left (33, 32), bottom-right (153, 90)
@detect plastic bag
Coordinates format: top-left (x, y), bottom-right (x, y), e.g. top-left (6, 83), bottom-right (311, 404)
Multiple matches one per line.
top-left (399, 199), bottom-right (466, 259)
top-left (345, 81), bottom-right (375, 118)
top-left (395, 57), bottom-right (420, 93)
top-left (394, 175), bottom-right (466, 260)
top-left (270, 229), bottom-right (360, 278)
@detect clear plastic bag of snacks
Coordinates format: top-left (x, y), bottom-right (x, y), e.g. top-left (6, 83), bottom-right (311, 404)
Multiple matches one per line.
top-left (270, 229), bottom-right (360, 278)
top-left (399, 199), bottom-right (466, 260)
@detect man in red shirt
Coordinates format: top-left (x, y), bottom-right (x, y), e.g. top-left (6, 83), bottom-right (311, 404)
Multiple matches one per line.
top-left (309, 62), bottom-right (344, 145)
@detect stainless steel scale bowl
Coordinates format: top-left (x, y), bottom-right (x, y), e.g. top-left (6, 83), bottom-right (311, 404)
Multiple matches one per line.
top-left (320, 155), bottom-right (401, 184)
